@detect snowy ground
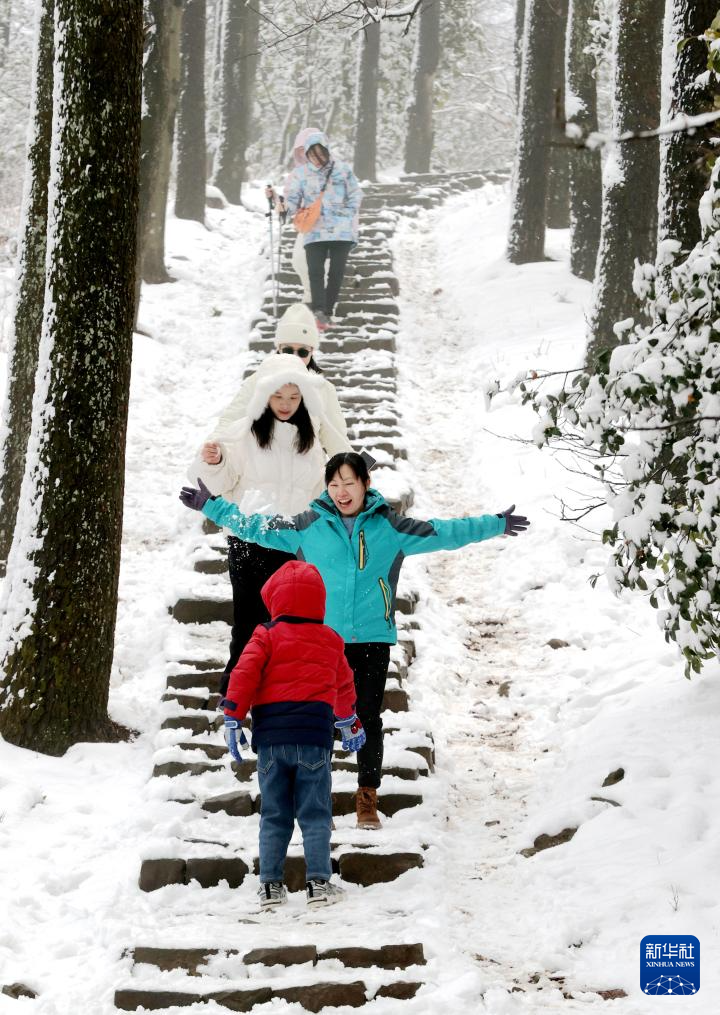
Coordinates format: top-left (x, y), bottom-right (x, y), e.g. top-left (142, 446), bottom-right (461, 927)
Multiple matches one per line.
top-left (0, 185), bottom-right (718, 1013)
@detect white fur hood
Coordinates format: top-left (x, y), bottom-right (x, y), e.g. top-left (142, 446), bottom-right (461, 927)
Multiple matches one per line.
top-left (244, 353), bottom-right (324, 421)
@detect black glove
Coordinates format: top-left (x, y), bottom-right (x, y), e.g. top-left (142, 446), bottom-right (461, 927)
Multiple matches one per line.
top-left (179, 478), bottom-right (214, 512)
top-left (497, 504), bottom-right (529, 536)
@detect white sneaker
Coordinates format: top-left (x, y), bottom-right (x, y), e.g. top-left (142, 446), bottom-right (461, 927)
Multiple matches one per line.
top-left (258, 881), bottom-right (287, 908)
top-left (306, 878), bottom-right (344, 906)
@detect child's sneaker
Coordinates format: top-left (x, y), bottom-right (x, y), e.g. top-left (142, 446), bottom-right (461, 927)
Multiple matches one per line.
top-left (306, 878), bottom-right (344, 906)
top-left (258, 881), bottom-right (287, 908)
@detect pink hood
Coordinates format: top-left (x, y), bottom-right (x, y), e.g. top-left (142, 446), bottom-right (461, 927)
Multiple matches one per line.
top-left (292, 127), bottom-right (322, 167)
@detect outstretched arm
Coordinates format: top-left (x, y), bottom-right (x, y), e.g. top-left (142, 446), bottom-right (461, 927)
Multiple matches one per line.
top-left (203, 495), bottom-right (308, 554)
top-left (387, 508), bottom-right (521, 557)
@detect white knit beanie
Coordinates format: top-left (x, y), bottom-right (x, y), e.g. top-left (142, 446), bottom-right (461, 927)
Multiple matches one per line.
top-left (274, 303), bottom-right (319, 350)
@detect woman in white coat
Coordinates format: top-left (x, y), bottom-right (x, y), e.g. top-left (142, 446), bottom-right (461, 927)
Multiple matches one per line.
top-left (191, 354), bottom-right (341, 696)
top-left (211, 302), bottom-right (351, 458)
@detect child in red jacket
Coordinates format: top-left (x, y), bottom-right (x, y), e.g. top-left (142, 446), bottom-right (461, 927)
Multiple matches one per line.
top-left (222, 560), bottom-right (364, 908)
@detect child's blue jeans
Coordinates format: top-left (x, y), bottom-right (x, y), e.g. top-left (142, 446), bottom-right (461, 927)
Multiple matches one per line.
top-left (256, 743), bottom-right (333, 883)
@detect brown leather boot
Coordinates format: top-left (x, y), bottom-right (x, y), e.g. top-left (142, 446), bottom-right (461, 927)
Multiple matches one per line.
top-left (356, 787), bottom-right (382, 830)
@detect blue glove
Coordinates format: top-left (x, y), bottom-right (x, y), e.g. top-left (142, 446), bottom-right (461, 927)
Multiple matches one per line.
top-left (497, 504), bottom-right (530, 537)
top-left (179, 478), bottom-right (214, 512)
top-left (334, 714), bottom-right (366, 753)
top-left (224, 717), bottom-right (250, 763)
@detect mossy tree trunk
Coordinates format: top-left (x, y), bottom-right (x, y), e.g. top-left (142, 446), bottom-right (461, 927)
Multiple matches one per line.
top-left (658, 1), bottom-right (718, 256)
top-left (514, 0), bottom-right (526, 110)
top-left (507, 0), bottom-right (565, 263)
top-left (404, 0), bottom-right (441, 174)
top-left (353, 19), bottom-right (380, 182)
top-left (0, 0), bottom-right (143, 756)
top-left (213, 0), bottom-right (260, 203)
top-left (587, 0), bottom-right (662, 366)
top-left (546, 0), bottom-right (569, 229)
top-left (137, 0), bottom-right (184, 285)
top-left (565, 0), bottom-right (602, 280)
top-left (0, 0), bottom-right (53, 576)
top-left (175, 0), bottom-right (207, 222)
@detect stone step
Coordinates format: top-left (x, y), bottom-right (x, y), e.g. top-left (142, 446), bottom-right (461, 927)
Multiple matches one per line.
top-left (115, 979), bottom-right (421, 1011)
top-left (139, 848), bottom-right (423, 893)
top-left (151, 756), bottom-right (424, 782)
top-left (170, 592), bottom-right (415, 630)
top-left (361, 195), bottom-right (435, 210)
top-left (252, 850), bottom-right (424, 891)
top-left (162, 678), bottom-right (408, 718)
top-left (170, 597), bottom-right (233, 625)
top-left (128, 942), bottom-right (425, 972)
top-left (250, 335), bottom-right (396, 354)
top-left (139, 856), bottom-right (249, 892)
top-left (166, 670), bottom-right (224, 691)
top-left (200, 788), bottom-right (422, 819)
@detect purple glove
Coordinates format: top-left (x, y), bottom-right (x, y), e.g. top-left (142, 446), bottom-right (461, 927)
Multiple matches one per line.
top-left (497, 504), bottom-right (530, 536)
top-left (179, 478), bottom-right (214, 512)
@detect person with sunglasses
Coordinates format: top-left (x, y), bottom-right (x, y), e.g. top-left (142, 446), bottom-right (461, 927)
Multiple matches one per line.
top-left (190, 352), bottom-right (350, 699)
top-left (210, 302), bottom-right (351, 460)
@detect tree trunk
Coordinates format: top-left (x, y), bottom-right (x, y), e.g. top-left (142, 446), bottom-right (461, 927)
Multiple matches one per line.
top-left (658, 1), bottom-right (717, 255)
top-left (565, 0), bottom-right (602, 280)
top-left (0, 0), bottom-right (53, 576)
top-left (507, 0), bottom-right (565, 263)
top-left (514, 0), bottom-right (526, 111)
top-left (207, 0), bottom-right (224, 175)
top-left (175, 0), bottom-right (207, 222)
top-left (353, 20), bottom-right (380, 182)
top-left (404, 0), bottom-right (441, 174)
top-left (137, 0), bottom-right (184, 285)
top-left (546, 0), bottom-right (569, 229)
top-left (0, 0), bottom-right (11, 58)
top-left (213, 0), bottom-right (260, 203)
top-left (587, 0), bottom-right (662, 365)
top-left (0, 0), bottom-right (143, 756)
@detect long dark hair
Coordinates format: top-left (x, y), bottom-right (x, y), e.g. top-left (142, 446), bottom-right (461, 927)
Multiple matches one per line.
top-left (324, 452), bottom-right (370, 487)
top-left (251, 400), bottom-right (316, 454)
top-left (307, 356), bottom-right (322, 374)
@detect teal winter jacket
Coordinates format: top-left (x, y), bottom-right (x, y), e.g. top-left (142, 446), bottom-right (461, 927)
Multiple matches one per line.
top-left (204, 489), bottom-right (505, 645)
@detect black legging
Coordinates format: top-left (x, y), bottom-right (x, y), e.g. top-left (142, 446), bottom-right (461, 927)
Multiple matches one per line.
top-left (305, 240), bottom-right (354, 316)
top-left (220, 537), bottom-right (295, 697)
top-left (343, 642), bottom-right (391, 789)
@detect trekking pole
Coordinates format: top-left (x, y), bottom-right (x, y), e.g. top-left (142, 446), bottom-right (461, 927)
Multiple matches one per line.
top-left (265, 184), bottom-right (278, 319)
top-left (277, 196), bottom-right (287, 308)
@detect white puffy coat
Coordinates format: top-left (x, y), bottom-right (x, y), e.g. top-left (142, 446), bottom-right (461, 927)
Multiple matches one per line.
top-left (190, 418), bottom-right (326, 516)
top-left (190, 354), bottom-right (334, 522)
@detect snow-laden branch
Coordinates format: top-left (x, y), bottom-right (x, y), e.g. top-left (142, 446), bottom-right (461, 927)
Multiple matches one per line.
top-left (565, 108), bottom-right (720, 151)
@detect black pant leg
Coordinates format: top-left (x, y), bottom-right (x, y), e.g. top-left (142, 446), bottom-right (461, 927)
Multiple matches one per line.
top-left (304, 241), bottom-right (328, 315)
top-left (344, 642), bottom-right (390, 789)
top-left (324, 241), bottom-right (354, 315)
top-left (222, 538), bottom-right (295, 696)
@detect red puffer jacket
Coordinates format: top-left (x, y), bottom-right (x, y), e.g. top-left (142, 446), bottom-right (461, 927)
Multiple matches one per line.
top-left (223, 560), bottom-right (356, 748)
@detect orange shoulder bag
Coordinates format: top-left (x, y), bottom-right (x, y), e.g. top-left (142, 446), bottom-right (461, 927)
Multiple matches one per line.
top-left (293, 164), bottom-right (333, 233)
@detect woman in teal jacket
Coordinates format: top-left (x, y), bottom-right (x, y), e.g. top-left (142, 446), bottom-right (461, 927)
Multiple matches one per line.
top-left (181, 453), bottom-right (529, 829)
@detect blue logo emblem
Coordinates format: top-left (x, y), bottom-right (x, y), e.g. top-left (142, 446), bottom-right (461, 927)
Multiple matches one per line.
top-left (640, 935), bottom-right (700, 995)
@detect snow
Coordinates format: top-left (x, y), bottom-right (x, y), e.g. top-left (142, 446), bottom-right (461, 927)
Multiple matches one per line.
top-left (0, 183), bottom-right (718, 1012)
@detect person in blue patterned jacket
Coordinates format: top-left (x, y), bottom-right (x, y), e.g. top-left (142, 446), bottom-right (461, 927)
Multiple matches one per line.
top-left (284, 130), bottom-right (363, 331)
top-left (181, 452), bottom-right (529, 830)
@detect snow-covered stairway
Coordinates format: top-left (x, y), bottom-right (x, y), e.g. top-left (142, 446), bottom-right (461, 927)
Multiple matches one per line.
top-left (114, 173), bottom-right (498, 1012)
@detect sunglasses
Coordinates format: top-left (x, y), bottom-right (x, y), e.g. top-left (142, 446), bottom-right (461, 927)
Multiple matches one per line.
top-left (279, 346), bottom-right (311, 358)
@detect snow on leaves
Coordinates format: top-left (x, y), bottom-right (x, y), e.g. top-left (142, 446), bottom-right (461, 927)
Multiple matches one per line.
top-left (488, 162), bottom-right (720, 678)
